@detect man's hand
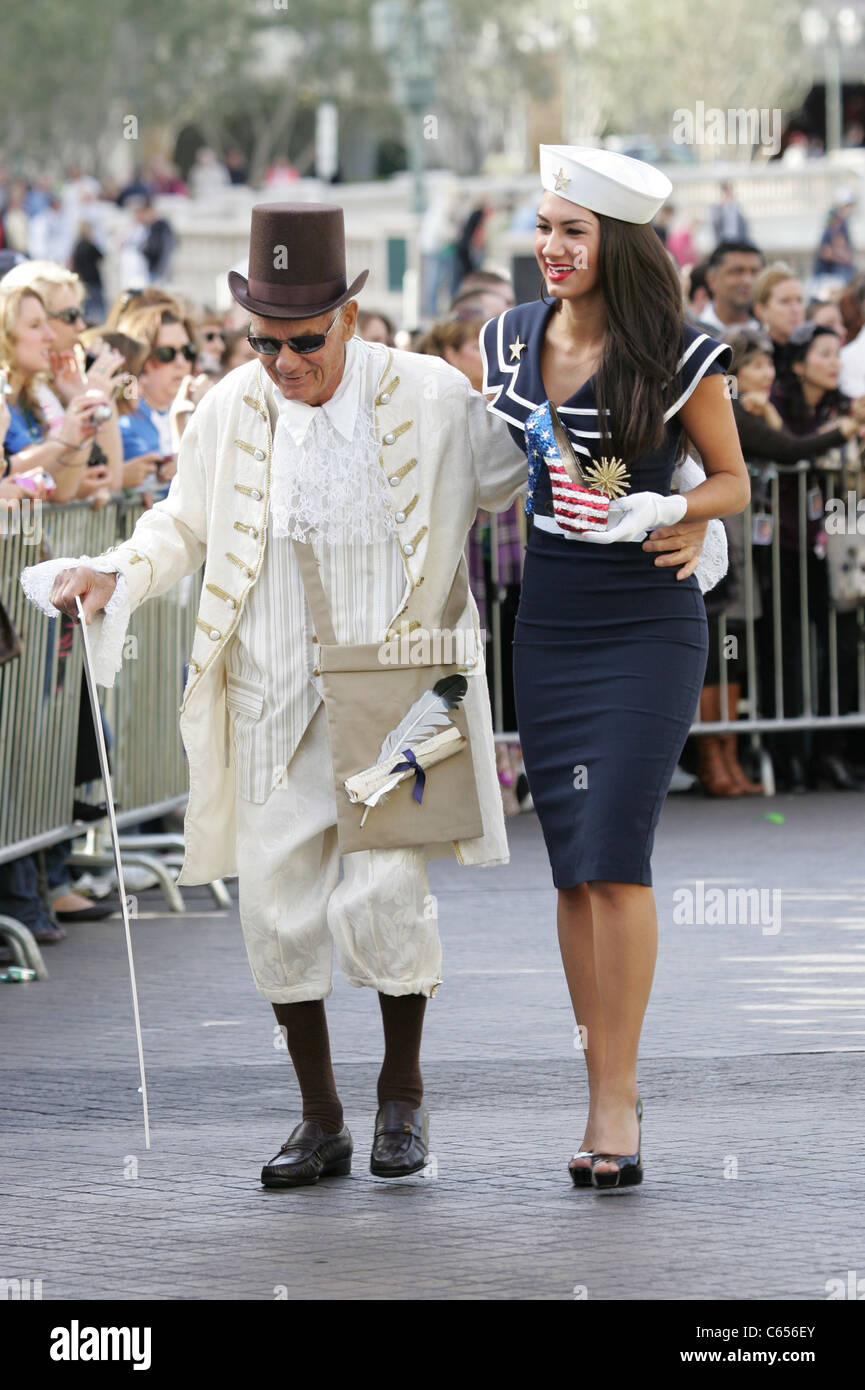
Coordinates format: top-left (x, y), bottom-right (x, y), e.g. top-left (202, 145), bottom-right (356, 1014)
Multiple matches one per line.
top-left (49, 566), bottom-right (118, 623)
top-left (642, 517), bottom-right (709, 581)
top-left (76, 465), bottom-right (112, 500)
top-left (122, 453), bottom-right (162, 487)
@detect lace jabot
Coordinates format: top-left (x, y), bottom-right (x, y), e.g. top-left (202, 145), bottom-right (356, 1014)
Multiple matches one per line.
top-left (269, 370), bottom-right (396, 546)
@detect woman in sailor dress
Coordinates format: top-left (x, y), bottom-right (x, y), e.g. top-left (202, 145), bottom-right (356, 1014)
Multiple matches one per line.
top-left (480, 146), bottom-right (750, 1188)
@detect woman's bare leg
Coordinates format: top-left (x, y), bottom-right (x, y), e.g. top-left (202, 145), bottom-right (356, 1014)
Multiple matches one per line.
top-left (585, 880), bottom-right (658, 1175)
top-left (557, 882), bottom-right (605, 1168)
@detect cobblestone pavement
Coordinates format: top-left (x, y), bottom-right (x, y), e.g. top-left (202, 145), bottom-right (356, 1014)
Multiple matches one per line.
top-left (2, 790), bottom-right (864, 1300)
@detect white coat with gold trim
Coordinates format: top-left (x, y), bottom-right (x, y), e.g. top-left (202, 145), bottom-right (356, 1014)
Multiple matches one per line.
top-left (97, 341), bottom-right (528, 885)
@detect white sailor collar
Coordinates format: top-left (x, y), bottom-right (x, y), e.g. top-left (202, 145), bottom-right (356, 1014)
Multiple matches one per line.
top-left (479, 301), bottom-right (733, 435)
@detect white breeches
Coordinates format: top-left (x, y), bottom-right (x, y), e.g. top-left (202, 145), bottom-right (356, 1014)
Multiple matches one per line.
top-left (235, 704), bottom-right (442, 1003)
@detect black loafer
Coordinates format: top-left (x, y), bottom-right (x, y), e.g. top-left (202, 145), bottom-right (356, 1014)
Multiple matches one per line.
top-left (370, 1100), bottom-right (430, 1177)
top-left (54, 900), bottom-right (121, 923)
top-left (261, 1120), bottom-right (353, 1188)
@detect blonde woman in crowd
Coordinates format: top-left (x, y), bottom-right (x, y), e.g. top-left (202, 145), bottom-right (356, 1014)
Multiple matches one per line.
top-left (112, 299), bottom-right (201, 495)
top-left (1, 261), bottom-right (125, 494)
top-left (0, 283), bottom-right (117, 503)
top-left (751, 262), bottom-right (805, 376)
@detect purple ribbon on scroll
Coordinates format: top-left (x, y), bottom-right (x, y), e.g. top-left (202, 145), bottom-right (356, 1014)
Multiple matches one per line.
top-left (390, 747), bottom-right (426, 804)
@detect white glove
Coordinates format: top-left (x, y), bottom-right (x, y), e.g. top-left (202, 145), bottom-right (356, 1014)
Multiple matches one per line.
top-left (573, 491), bottom-right (688, 545)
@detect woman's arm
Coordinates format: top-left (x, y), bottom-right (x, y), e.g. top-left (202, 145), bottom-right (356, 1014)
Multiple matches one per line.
top-left (87, 410), bottom-right (123, 490)
top-left (677, 374), bottom-right (751, 519)
top-left (10, 391), bottom-right (115, 502)
top-left (10, 436), bottom-right (91, 502)
top-left (734, 402), bottom-right (850, 462)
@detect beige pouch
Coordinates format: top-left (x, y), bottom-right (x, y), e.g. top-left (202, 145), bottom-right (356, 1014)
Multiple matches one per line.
top-left (292, 540), bottom-right (484, 854)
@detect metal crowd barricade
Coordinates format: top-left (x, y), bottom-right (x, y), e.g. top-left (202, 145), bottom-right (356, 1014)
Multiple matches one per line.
top-left (483, 455), bottom-right (865, 791)
top-left (1, 496), bottom-right (223, 972)
top-left (0, 499), bottom-right (114, 854)
top-left (700, 457), bottom-right (865, 742)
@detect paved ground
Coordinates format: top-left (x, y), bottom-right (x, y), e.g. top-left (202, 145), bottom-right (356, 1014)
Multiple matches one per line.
top-left (2, 789), bottom-right (865, 1301)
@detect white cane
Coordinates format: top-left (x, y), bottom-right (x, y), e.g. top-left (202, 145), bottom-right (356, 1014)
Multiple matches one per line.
top-left (75, 595), bottom-right (151, 1149)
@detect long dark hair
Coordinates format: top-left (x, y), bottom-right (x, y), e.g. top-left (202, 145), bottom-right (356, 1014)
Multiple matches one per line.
top-left (567, 215), bottom-right (684, 461)
top-left (773, 323), bottom-right (846, 431)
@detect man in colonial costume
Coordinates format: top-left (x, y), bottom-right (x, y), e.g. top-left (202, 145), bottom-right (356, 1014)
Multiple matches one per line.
top-left (23, 204), bottom-right (529, 1186)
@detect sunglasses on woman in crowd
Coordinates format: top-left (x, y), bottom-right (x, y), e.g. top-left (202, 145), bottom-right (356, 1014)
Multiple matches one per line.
top-left (49, 307), bottom-right (86, 325)
top-left (246, 310), bottom-right (342, 358)
top-left (150, 344), bottom-right (198, 364)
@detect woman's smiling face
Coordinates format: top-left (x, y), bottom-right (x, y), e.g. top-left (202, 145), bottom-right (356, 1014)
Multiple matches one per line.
top-left (534, 193), bottom-right (601, 301)
top-left (12, 294), bottom-right (54, 376)
top-left (796, 331), bottom-right (841, 395)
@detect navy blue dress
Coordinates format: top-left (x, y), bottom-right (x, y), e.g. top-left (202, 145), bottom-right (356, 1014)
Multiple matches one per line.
top-left (480, 301), bottom-right (732, 888)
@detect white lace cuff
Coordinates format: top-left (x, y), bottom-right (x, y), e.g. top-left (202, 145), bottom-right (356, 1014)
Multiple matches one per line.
top-left (693, 518), bottom-right (728, 595)
top-left (671, 454), bottom-right (729, 595)
top-left (19, 556), bottom-right (131, 687)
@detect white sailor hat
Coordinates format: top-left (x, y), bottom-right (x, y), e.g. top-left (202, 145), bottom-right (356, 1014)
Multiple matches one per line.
top-left (539, 144), bottom-right (672, 225)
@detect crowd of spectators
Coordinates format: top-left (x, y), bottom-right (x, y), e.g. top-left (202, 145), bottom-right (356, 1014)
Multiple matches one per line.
top-left (670, 186), bottom-right (865, 795)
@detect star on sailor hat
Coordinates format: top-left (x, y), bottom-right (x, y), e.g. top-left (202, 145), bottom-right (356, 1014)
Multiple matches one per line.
top-left (539, 144), bottom-right (672, 225)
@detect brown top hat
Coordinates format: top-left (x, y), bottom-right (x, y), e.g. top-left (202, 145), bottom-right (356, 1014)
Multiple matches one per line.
top-left (227, 202), bottom-right (369, 319)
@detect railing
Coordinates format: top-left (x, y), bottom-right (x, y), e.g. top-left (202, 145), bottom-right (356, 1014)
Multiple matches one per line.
top-left (0, 497), bottom-right (202, 858)
top-left (484, 454), bottom-right (865, 765)
top-left (0, 496), bottom-right (216, 972)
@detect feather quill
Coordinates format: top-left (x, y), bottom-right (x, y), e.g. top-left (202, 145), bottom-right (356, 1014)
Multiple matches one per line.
top-left (377, 676), bottom-right (468, 763)
top-left (363, 772), bottom-right (403, 809)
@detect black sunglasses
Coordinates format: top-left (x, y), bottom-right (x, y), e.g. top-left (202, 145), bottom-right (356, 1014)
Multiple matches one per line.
top-left (151, 344), bottom-right (197, 364)
top-left (202, 330), bottom-right (223, 342)
top-left (247, 311), bottom-right (342, 357)
top-left (50, 307), bottom-right (85, 325)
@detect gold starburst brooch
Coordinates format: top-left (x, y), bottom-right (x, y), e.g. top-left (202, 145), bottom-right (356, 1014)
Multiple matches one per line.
top-left (582, 456), bottom-right (631, 499)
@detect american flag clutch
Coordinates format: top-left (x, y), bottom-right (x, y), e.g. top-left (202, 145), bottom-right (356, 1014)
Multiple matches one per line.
top-left (525, 401), bottom-right (630, 534)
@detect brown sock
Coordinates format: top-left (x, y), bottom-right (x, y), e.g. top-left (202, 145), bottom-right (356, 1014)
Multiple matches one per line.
top-left (377, 992), bottom-right (427, 1109)
top-left (272, 1000), bottom-right (343, 1134)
